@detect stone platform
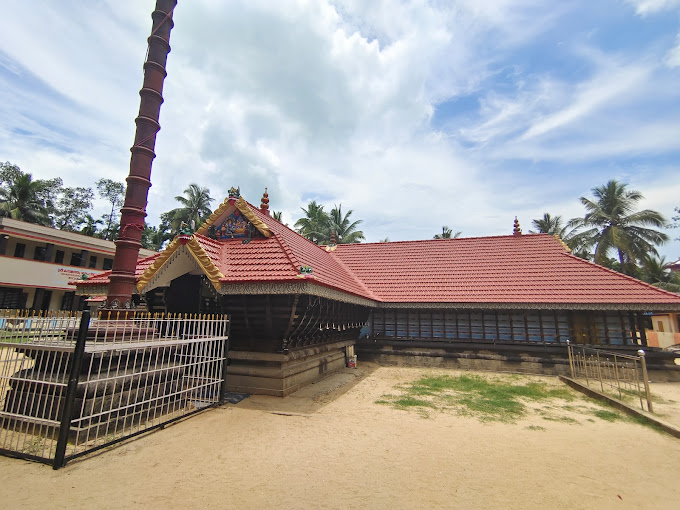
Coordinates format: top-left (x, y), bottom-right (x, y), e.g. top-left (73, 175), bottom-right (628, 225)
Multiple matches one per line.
top-left (226, 340), bottom-right (355, 397)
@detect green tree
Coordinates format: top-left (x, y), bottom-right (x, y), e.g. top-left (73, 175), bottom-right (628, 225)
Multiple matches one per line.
top-left (640, 256), bottom-right (680, 293)
top-left (0, 170), bottom-right (51, 225)
top-left (529, 213), bottom-right (569, 236)
top-left (568, 180), bottom-right (668, 275)
top-left (433, 226), bottom-right (461, 239)
top-left (53, 187), bottom-right (94, 231)
top-left (529, 212), bottom-right (590, 258)
top-left (272, 211), bottom-right (283, 222)
top-left (294, 200), bottom-right (329, 244)
top-left (80, 214), bottom-right (103, 237)
top-left (143, 212), bottom-right (174, 250)
top-left (96, 178), bottom-right (126, 240)
top-left (326, 204), bottom-right (365, 244)
top-left (167, 184), bottom-right (214, 230)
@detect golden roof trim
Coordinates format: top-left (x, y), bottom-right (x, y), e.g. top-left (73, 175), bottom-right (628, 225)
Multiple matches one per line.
top-left (185, 236), bottom-right (224, 290)
top-left (196, 196), bottom-right (272, 238)
top-left (136, 236), bottom-right (182, 292)
top-left (136, 235), bottom-right (225, 292)
top-left (553, 234), bottom-right (571, 253)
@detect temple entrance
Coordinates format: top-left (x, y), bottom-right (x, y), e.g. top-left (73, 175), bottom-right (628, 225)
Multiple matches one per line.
top-left (166, 274), bottom-right (201, 314)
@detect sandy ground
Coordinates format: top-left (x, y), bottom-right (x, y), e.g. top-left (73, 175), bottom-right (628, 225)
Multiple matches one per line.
top-left (0, 364), bottom-right (679, 510)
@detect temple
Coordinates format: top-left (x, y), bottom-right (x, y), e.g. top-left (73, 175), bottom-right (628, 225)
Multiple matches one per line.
top-left (74, 189), bottom-right (680, 395)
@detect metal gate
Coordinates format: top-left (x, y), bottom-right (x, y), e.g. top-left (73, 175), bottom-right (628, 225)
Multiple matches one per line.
top-left (0, 309), bottom-right (229, 469)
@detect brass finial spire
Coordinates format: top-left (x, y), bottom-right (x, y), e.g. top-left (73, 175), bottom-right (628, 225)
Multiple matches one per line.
top-left (513, 216), bottom-right (522, 236)
top-left (260, 187), bottom-right (270, 215)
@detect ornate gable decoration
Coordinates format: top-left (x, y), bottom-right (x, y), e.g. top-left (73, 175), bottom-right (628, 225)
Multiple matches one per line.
top-left (136, 235), bottom-right (224, 292)
top-left (196, 195), bottom-right (272, 238)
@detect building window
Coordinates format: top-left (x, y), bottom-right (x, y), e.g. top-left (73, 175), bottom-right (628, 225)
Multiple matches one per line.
top-left (61, 291), bottom-right (75, 311)
top-left (70, 252), bottom-right (82, 266)
top-left (89, 255), bottom-right (97, 268)
top-left (34, 246), bottom-right (46, 261)
top-left (13, 243), bottom-right (25, 258)
top-left (55, 250), bottom-right (65, 264)
top-left (103, 258), bottom-right (114, 270)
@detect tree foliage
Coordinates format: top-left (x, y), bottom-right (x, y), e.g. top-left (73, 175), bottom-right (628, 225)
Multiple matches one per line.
top-left (167, 184), bottom-right (214, 231)
top-left (0, 163), bottom-right (54, 225)
top-left (294, 200), bottom-right (329, 244)
top-left (96, 178), bottom-right (126, 240)
top-left (326, 204), bottom-right (365, 244)
top-left (433, 226), bottom-right (461, 239)
top-left (567, 180), bottom-right (668, 275)
top-left (53, 187), bottom-right (94, 231)
top-left (294, 201), bottom-right (365, 244)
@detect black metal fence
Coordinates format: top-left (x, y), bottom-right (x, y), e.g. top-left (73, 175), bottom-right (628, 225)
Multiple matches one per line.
top-left (0, 309), bottom-right (229, 469)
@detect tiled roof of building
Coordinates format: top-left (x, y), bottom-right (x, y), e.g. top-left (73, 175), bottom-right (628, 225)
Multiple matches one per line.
top-left (331, 234), bottom-right (680, 305)
top-left (214, 204), bottom-right (375, 299)
top-left (75, 253), bottom-right (160, 287)
top-left (75, 198), bottom-right (680, 308)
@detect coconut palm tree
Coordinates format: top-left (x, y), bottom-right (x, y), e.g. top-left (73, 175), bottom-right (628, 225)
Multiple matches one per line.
top-left (168, 184), bottom-right (214, 231)
top-left (326, 204), bottom-right (365, 244)
top-left (80, 214), bottom-right (103, 237)
top-left (529, 213), bottom-right (569, 236)
top-left (568, 180), bottom-right (668, 275)
top-left (294, 201), bottom-right (329, 244)
top-left (0, 172), bottom-right (50, 225)
top-left (640, 256), bottom-right (680, 293)
top-left (434, 226), bottom-right (461, 239)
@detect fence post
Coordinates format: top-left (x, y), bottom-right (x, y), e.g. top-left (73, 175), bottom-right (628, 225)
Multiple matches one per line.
top-left (637, 349), bottom-right (653, 413)
top-left (53, 310), bottom-right (90, 470)
top-left (219, 316), bottom-right (231, 404)
top-left (566, 340), bottom-right (574, 378)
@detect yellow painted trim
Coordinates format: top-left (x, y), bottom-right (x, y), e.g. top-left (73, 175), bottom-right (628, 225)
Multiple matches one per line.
top-left (185, 236), bottom-right (224, 291)
top-left (136, 236), bottom-right (182, 292)
top-left (196, 197), bottom-right (232, 236)
top-left (554, 234), bottom-right (571, 253)
top-left (136, 235), bottom-right (225, 292)
top-left (196, 196), bottom-right (272, 238)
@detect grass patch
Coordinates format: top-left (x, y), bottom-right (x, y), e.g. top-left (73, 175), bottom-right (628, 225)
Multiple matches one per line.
top-left (591, 409), bottom-right (623, 422)
top-left (525, 425), bottom-right (546, 431)
top-left (376, 374), bottom-right (575, 423)
top-left (542, 415), bottom-right (580, 424)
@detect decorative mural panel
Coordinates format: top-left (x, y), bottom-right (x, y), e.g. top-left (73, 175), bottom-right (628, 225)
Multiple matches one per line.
top-left (216, 210), bottom-right (251, 239)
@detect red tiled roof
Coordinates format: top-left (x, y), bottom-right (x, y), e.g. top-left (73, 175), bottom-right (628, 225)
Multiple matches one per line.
top-left (75, 253), bottom-right (160, 287)
top-left (213, 205), bottom-right (375, 299)
top-left (74, 201), bottom-right (680, 309)
top-left (331, 234), bottom-right (680, 305)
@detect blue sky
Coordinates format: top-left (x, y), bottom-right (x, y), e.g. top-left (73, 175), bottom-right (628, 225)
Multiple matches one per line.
top-left (0, 0), bottom-right (679, 260)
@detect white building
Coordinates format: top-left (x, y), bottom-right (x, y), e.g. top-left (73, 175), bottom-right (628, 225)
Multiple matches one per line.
top-left (0, 217), bottom-right (156, 311)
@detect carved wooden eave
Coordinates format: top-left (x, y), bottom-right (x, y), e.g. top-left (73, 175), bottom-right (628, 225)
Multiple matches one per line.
top-left (136, 235), bottom-right (224, 293)
top-left (75, 284), bottom-right (109, 297)
top-left (218, 281), bottom-right (377, 308)
top-left (196, 196), bottom-right (272, 238)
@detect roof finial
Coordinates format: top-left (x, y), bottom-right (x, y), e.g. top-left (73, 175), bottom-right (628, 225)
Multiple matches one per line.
top-left (260, 187), bottom-right (270, 215)
top-left (513, 216), bottom-right (522, 236)
top-left (330, 231), bottom-right (337, 245)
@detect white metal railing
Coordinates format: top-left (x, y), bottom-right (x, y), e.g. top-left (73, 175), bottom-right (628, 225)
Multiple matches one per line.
top-left (566, 340), bottom-right (653, 412)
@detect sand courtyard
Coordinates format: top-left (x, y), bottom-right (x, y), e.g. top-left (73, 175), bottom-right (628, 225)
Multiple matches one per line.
top-left (0, 364), bottom-right (678, 510)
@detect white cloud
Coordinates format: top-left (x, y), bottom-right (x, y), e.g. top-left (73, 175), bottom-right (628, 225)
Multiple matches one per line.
top-left (1, 0), bottom-right (679, 261)
top-left (625, 0), bottom-right (680, 15)
top-left (666, 33), bottom-right (680, 67)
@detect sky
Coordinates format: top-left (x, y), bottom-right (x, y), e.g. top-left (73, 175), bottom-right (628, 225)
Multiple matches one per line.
top-left (0, 0), bottom-right (679, 259)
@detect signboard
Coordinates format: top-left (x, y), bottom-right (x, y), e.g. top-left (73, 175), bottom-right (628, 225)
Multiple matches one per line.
top-left (54, 267), bottom-right (102, 288)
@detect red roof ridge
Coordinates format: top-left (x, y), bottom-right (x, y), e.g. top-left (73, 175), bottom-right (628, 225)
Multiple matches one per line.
top-left (560, 250), bottom-right (680, 299)
top-left (272, 231), bottom-right (302, 271)
top-left (334, 232), bottom-right (556, 248)
top-left (327, 247), bottom-right (380, 301)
